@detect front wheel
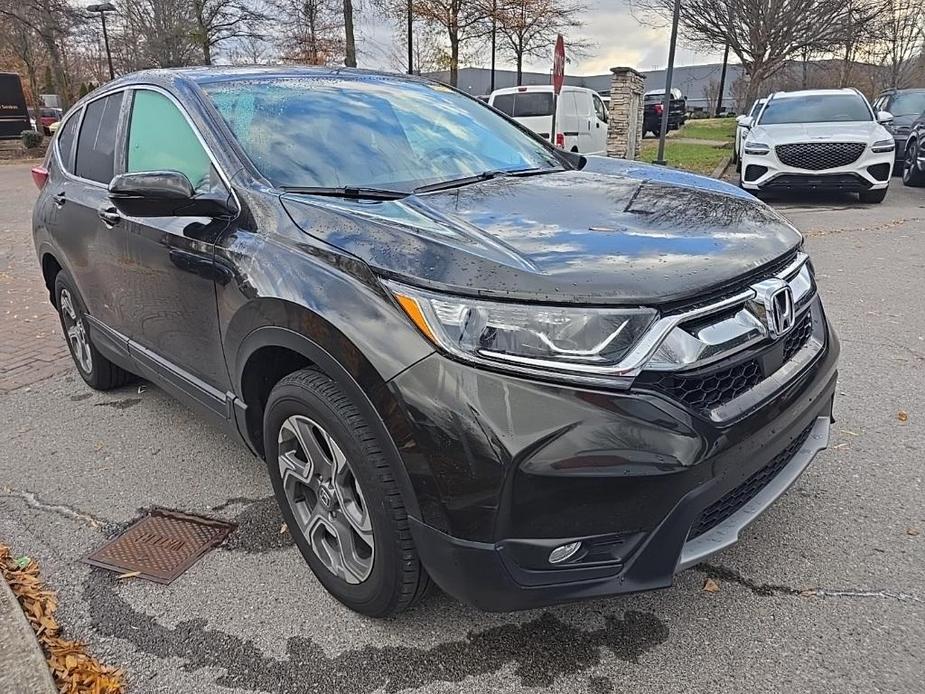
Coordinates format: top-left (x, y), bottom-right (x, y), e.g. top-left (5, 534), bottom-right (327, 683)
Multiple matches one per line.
top-left (859, 187), bottom-right (888, 204)
top-left (903, 140), bottom-right (925, 187)
top-left (263, 368), bottom-right (430, 617)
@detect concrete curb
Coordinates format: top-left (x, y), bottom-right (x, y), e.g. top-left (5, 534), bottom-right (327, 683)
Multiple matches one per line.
top-left (0, 576), bottom-right (57, 694)
top-left (710, 155), bottom-right (733, 180)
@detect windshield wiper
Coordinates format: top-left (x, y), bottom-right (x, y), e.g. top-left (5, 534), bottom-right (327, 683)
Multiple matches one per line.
top-left (414, 166), bottom-right (561, 194)
top-left (281, 186), bottom-right (409, 200)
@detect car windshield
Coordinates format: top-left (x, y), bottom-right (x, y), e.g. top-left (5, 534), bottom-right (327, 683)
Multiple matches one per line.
top-left (492, 92), bottom-right (554, 118)
top-left (758, 94), bottom-right (872, 125)
top-left (890, 92), bottom-right (925, 117)
top-left (201, 76), bottom-right (562, 191)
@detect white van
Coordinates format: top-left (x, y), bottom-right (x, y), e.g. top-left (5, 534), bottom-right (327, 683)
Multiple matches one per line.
top-left (488, 85), bottom-right (609, 155)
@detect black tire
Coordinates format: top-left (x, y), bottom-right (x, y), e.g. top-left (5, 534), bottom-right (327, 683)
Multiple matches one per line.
top-left (53, 272), bottom-right (132, 390)
top-left (263, 368), bottom-right (430, 617)
top-left (859, 187), bottom-right (888, 204)
top-left (902, 139), bottom-right (925, 187)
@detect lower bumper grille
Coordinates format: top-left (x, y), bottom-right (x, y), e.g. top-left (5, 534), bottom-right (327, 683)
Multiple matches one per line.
top-left (775, 142), bottom-right (865, 169)
top-left (762, 173), bottom-right (872, 191)
top-left (688, 421), bottom-right (816, 540)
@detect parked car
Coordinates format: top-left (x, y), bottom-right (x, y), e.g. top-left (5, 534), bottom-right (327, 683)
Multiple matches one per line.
top-left (489, 85), bottom-right (609, 155)
top-left (643, 88), bottom-right (686, 136)
top-left (740, 88), bottom-right (895, 203)
top-left (733, 97), bottom-right (766, 170)
top-left (28, 107), bottom-right (62, 135)
top-left (873, 88), bottom-right (925, 169)
top-left (32, 67), bottom-right (838, 616)
top-left (901, 111), bottom-right (925, 186)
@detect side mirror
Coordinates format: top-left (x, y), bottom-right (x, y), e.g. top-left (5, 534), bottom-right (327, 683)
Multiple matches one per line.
top-left (877, 110), bottom-right (894, 125)
top-left (736, 115), bottom-right (753, 128)
top-left (108, 171), bottom-right (234, 218)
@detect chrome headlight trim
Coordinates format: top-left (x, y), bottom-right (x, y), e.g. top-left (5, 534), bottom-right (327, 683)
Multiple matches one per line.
top-left (386, 252), bottom-right (813, 387)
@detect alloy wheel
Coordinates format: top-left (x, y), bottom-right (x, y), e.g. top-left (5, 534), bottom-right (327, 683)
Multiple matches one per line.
top-left (904, 145), bottom-right (916, 183)
top-left (277, 415), bottom-right (374, 584)
top-left (59, 288), bottom-right (92, 374)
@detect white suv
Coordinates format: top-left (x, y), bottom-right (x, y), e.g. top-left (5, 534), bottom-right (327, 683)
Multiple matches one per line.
top-left (740, 88), bottom-right (895, 203)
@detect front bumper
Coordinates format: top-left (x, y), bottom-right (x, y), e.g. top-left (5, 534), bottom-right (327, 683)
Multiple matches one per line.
top-left (384, 308), bottom-right (839, 611)
top-left (741, 146), bottom-right (893, 191)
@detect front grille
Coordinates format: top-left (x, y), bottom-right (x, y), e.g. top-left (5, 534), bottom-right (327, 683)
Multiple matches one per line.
top-left (638, 305), bottom-right (816, 414)
top-left (775, 142), bottom-right (865, 170)
top-left (783, 311), bottom-right (813, 362)
top-left (688, 422), bottom-right (815, 540)
top-left (643, 360), bottom-right (762, 412)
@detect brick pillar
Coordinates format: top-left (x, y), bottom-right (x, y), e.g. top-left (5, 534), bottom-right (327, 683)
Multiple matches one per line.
top-left (607, 67), bottom-right (645, 160)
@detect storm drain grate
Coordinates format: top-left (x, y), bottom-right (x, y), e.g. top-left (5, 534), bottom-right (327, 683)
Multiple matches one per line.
top-left (84, 508), bottom-right (235, 584)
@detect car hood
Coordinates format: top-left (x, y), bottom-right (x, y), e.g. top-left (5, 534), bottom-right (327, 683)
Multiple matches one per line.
top-left (750, 120), bottom-right (889, 144)
top-left (281, 159), bottom-right (802, 306)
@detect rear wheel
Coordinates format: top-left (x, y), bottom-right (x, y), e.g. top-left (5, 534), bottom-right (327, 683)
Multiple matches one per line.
top-left (859, 187), bottom-right (888, 204)
top-left (54, 272), bottom-right (132, 390)
top-left (902, 139), bottom-right (925, 187)
top-left (263, 368), bottom-right (430, 616)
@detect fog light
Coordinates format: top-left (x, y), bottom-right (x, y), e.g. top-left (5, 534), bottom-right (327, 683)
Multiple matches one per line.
top-left (548, 541), bottom-right (582, 564)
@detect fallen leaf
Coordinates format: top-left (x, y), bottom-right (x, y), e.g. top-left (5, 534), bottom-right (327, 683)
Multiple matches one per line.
top-left (702, 577), bottom-right (720, 593)
top-left (832, 443), bottom-right (849, 450)
top-left (116, 571), bottom-right (140, 580)
top-left (15, 555), bottom-right (31, 569)
top-left (840, 429), bottom-right (860, 437)
top-left (799, 589), bottom-right (818, 597)
top-left (279, 523), bottom-right (288, 535)
top-left (907, 527), bottom-right (920, 536)
top-left (897, 410), bottom-right (909, 422)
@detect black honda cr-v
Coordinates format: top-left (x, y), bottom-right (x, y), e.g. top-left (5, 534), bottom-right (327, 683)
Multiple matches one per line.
top-left (32, 67), bottom-right (838, 616)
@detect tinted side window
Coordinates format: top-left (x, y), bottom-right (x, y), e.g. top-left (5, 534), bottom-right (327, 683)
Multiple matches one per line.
top-left (55, 109), bottom-right (81, 172)
top-left (127, 90), bottom-right (216, 192)
top-left (75, 93), bottom-right (123, 183)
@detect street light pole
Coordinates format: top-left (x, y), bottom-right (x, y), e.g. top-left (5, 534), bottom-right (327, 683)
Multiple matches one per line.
top-left (655, 0), bottom-right (681, 166)
top-left (490, 0), bottom-right (496, 93)
top-left (407, 0), bottom-right (414, 75)
top-left (715, 40), bottom-right (729, 117)
top-left (87, 3), bottom-right (116, 81)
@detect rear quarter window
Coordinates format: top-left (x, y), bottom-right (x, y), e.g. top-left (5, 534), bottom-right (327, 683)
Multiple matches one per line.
top-left (55, 109), bottom-right (81, 173)
top-left (75, 92), bottom-right (123, 184)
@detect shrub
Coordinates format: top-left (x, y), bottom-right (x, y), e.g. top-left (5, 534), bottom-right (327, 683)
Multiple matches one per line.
top-left (21, 130), bottom-right (43, 149)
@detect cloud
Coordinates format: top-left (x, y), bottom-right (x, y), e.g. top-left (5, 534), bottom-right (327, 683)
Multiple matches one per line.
top-left (356, 0), bottom-right (725, 75)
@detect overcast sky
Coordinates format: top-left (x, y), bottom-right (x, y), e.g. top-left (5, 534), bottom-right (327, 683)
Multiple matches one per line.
top-left (355, 0), bottom-right (727, 75)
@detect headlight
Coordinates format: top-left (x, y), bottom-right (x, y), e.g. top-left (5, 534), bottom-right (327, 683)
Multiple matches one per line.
top-left (871, 138), bottom-right (896, 153)
top-left (386, 281), bottom-right (657, 380)
top-left (744, 142), bottom-right (770, 155)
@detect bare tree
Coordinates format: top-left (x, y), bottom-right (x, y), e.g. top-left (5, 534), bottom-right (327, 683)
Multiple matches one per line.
top-left (118, 0), bottom-right (199, 68)
top-left (0, 16), bottom-right (44, 114)
top-left (411, 0), bottom-right (492, 86)
top-left (872, 0), bottom-right (925, 88)
top-left (228, 35), bottom-right (274, 64)
top-left (492, 0), bottom-right (590, 85)
top-left (633, 0), bottom-right (861, 104)
top-left (703, 77), bottom-right (720, 115)
top-left (190, 0), bottom-right (265, 65)
top-left (0, 0), bottom-right (77, 106)
top-left (272, 0), bottom-right (345, 64)
top-left (343, 0), bottom-right (357, 66)
top-left (381, 21), bottom-right (450, 73)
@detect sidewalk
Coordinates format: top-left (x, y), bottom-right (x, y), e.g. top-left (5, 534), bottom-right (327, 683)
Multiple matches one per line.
top-left (0, 576), bottom-right (56, 694)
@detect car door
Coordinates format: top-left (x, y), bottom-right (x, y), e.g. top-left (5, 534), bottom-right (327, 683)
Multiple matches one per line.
top-left (52, 91), bottom-right (128, 335)
top-left (116, 86), bottom-right (234, 405)
top-left (574, 91), bottom-right (595, 153)
top-left (591, 93), bottom-right (609, 155)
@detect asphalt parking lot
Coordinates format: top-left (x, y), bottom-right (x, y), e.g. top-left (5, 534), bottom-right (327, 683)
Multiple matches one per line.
top-left (1, 161), bottom-right (923, 693)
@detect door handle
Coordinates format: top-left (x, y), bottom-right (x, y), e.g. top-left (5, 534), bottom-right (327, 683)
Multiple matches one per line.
top-left (97, 205), bottom-right (121, 227)
top-left (52, 192), bottom-right (66, 207)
